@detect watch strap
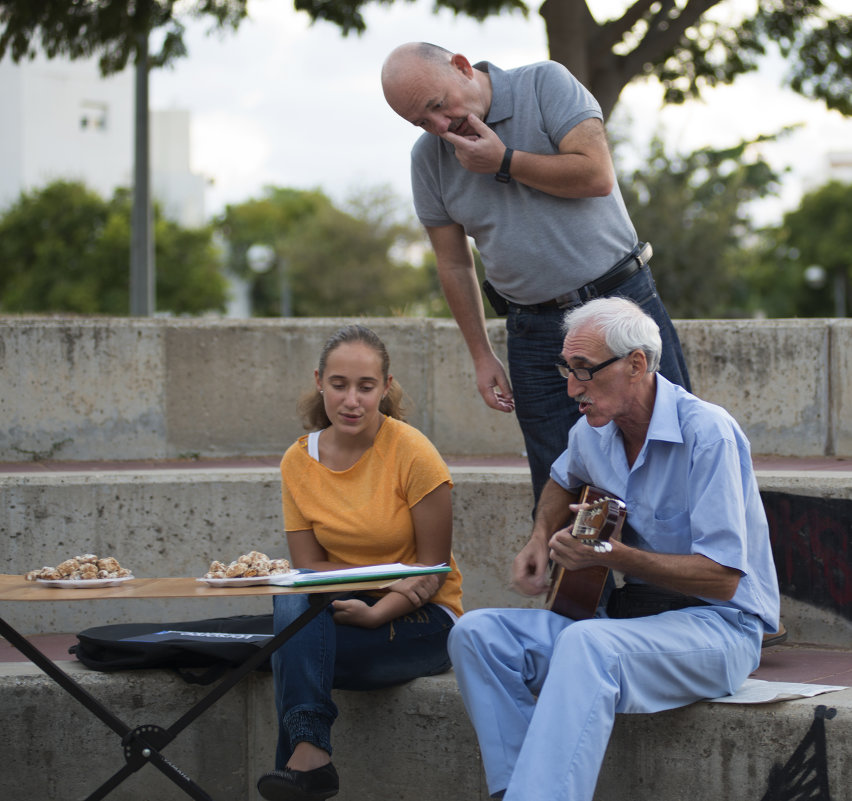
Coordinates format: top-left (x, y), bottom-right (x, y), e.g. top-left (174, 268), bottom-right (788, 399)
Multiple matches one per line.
top-left (495, 147), bottom-right (514, 183)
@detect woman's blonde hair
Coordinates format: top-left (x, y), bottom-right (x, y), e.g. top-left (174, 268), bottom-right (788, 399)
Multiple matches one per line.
top-left (299, 324), bottom-right (406, 430)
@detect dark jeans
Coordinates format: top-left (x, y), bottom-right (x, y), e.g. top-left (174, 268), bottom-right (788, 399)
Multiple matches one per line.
top-left (506, 265), bottom-right (691, 505)
top-left (270, 591), bottom-right (454, 769)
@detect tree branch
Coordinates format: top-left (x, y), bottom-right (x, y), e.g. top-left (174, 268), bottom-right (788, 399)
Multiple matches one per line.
top-left (595, 0), bottom-right (658, 51)
top-left (622, 0), bottom-right (722, 79)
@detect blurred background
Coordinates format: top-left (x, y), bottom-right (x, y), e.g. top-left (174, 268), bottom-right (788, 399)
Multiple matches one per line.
top-left (1, 0), bottom-right (850, 320)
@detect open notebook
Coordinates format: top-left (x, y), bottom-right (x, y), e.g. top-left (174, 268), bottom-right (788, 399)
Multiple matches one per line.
top-left (270, 563), bottom-right (451, 587)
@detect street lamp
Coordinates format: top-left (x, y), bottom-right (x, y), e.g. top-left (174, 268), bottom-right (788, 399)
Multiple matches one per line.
top-left (803, 265), bottom-right (826, 290)
top-left (246, 244), bottom-right (291, 317)
top-left (804, 264), bottom-right (847, 317)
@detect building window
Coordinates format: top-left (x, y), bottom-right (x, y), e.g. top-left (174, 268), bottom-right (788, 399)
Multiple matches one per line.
top-left (80, 101), bottom-right (108, 131)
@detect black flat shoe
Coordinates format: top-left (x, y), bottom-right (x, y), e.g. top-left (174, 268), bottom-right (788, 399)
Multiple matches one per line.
top-left (257, 762), bottom-right (339, 801)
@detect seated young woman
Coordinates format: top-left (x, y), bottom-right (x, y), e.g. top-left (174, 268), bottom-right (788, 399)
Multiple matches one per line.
top-left (256, 324), bottom-right (463, 801)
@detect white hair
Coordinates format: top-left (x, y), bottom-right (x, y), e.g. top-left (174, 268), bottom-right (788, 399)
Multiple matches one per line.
top-left (562, 297), bottom-right (662, 373)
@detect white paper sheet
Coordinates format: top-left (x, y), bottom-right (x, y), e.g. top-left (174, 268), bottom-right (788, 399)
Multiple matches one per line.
top-left (708, 678), bottom-right (847, 704)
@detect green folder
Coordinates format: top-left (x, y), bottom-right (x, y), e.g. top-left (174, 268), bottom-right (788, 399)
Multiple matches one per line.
top-left (270, 563), bottom-right (451, 587)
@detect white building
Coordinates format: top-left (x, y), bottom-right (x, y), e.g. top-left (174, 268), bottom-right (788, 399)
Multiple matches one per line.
top-left (824, 151), bottom-right (852, 185)
top-left (150, 108), bottom-right (207, 228)
top-left (0, 52), bottom-right (205, 227)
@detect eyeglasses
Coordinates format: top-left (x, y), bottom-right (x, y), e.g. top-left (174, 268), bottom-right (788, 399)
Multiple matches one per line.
top-left (555, 355), bottom-right (623, 382)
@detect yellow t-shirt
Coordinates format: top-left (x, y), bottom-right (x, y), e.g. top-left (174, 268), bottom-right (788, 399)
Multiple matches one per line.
top-left (280, 416), bottom-right (463, 618)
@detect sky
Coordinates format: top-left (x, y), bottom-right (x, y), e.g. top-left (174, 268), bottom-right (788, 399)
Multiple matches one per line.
top-left (149, 0), bottom-right (852, 226)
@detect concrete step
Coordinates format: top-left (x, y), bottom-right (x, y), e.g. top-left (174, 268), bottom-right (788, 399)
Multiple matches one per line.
top-left (2, 457), bottom-right (851, 646)
top-left (2, 456), bottom-right (851, 801)
top-left (1, 648), bottom-right (850, 801)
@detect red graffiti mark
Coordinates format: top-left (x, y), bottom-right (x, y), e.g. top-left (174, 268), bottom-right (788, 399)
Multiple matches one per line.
top-left (764, 493), bottom-right (852, 614)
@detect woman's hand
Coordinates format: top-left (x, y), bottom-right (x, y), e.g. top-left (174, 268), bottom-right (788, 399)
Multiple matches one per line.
top-left (331, 598), bottom-right (384, 629)
top-left (331, 572), bottom-right (442, 629)
top-left (389, 573), bottom-right (441, 607)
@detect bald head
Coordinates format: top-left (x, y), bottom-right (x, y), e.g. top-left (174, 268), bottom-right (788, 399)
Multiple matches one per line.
top-left (381, 42), bottom-right (452, 95)
top-left (381, 42), bottom-right (491, 135)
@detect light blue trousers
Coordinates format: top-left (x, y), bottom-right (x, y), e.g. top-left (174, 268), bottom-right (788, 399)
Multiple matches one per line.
top-left (447, 606), bottom-right (763, 801)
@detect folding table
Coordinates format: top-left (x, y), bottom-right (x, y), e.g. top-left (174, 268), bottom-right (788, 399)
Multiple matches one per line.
top-left (0, 574), bottom-right (396, 801)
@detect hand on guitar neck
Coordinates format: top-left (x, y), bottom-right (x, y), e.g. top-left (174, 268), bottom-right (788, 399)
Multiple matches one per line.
top-left (545, 486), bottom-right (627, 619)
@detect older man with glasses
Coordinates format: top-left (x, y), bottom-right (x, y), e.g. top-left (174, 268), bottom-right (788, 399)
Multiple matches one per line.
top-left (448, 296), bottom-right (780, 801)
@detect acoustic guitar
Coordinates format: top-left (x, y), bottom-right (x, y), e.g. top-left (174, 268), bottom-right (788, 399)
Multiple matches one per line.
top-left (545, 486), bottom-right (627, 620)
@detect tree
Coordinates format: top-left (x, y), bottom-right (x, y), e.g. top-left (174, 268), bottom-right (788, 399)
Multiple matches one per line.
top-left (217, 185), bottom-right (436, 316)
top-left (298, 0), bottom-right (851, 119)
top-left (0, 1), bottom-right (248, 314)
top-left (217, 187), bottom-right (333, 316)
top-left (0, 180), bottom-right (228, 315)
top-left (747, 181), bottom-right (852, 317)
top-left (618, 133), bottom-right (785, 318)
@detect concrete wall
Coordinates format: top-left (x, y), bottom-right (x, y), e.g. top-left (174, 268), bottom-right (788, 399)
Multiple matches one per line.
top-left (3, 317), bottom-right (851, 801)
top-left (0, 469), bottom-right (536, 634)
top-left (2, 316), bottom-right (851, 643)
top-left (4, 466), bottom-right (851, 647)
top-left (676, 318), bottom-right (852, 457)
top-left (0, 317), bottom-right (523, 463)
top-left (3, 317), bottom-right (852, 463)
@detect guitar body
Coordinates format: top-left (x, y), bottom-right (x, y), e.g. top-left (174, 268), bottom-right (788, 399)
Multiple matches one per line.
top-left (545, 486), bottom-right (627, 620)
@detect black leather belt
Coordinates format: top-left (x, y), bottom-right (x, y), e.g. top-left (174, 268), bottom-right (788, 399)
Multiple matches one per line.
top-left (509, 242), bottom-right (653, 313)
top-left (606, 582), bottom-right (710, 619)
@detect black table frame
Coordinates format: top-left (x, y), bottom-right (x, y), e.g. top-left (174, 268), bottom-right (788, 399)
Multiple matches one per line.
top-left (0, 591), bottom-right (341, 801)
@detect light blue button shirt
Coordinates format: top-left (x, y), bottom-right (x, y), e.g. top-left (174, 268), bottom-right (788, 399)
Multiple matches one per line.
top-left (550, 374), bottom-right (780, 630)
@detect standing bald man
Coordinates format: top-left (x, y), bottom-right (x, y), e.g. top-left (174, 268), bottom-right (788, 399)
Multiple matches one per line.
top-left (382, 43), bottom-right (690, 505)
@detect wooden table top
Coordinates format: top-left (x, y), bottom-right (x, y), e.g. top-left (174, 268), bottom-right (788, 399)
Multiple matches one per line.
top-left (0, 574), bottom-right (396, 602)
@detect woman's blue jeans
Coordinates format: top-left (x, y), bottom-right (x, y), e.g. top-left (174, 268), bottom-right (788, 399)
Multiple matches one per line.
top-left (270, 591), bottom-right (454, 769)
top-left (506, 265), bottom-right (691, 505)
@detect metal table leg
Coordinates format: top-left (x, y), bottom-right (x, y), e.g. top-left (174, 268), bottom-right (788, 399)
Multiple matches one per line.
top-left (1, 591), bottom-right (337, 801)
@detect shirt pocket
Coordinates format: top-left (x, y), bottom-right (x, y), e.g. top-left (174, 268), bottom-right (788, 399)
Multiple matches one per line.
top-left (650, 508), bottom-right (693, 554)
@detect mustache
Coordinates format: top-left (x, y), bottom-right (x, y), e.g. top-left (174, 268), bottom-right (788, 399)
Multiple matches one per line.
top-left (574, 394), bottom-right (593, 405)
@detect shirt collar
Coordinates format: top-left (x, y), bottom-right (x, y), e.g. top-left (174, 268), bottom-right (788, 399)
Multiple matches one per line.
top-left (474, 61), bottom-right (513, 125)
top-left (645, 374), bottom-right (685, 446)
top-left (588, 373), bottom-right (684, 450)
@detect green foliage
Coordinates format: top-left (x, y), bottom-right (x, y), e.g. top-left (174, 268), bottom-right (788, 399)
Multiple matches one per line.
top-left (743, 0), bottom-right (852, 115)
top-left (0, 180), bottom-right (228, 314)
top-left (294, 0), bottom-right (852, 119)
top-left (293, 0), bottom-right (525, 36)
top-left (216, 185), bottom-right (439, 317)
top-left (218, 187), bottom-right (331, 275)
top-left (650, 0), bottom-right (852, 115)
top-left (0, 0), bottom-right (248, 74)
top-left (619, 134), bottom-right (786, 319)
top-left (747, 181), bottom-right (852, 317)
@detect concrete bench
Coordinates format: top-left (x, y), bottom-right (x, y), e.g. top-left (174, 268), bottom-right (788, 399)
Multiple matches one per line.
top-left (2, 315), bottom-right (851, 800)
top-left (2, 656), bottom-right (850, 801)
top-left (2, 466), bottom-right (850, 646)
top-left (2, 465), bottom-right (851, 800)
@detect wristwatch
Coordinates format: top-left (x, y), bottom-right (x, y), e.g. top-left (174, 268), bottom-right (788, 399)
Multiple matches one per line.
top-left (495, 147), bottom-right (514, 183)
